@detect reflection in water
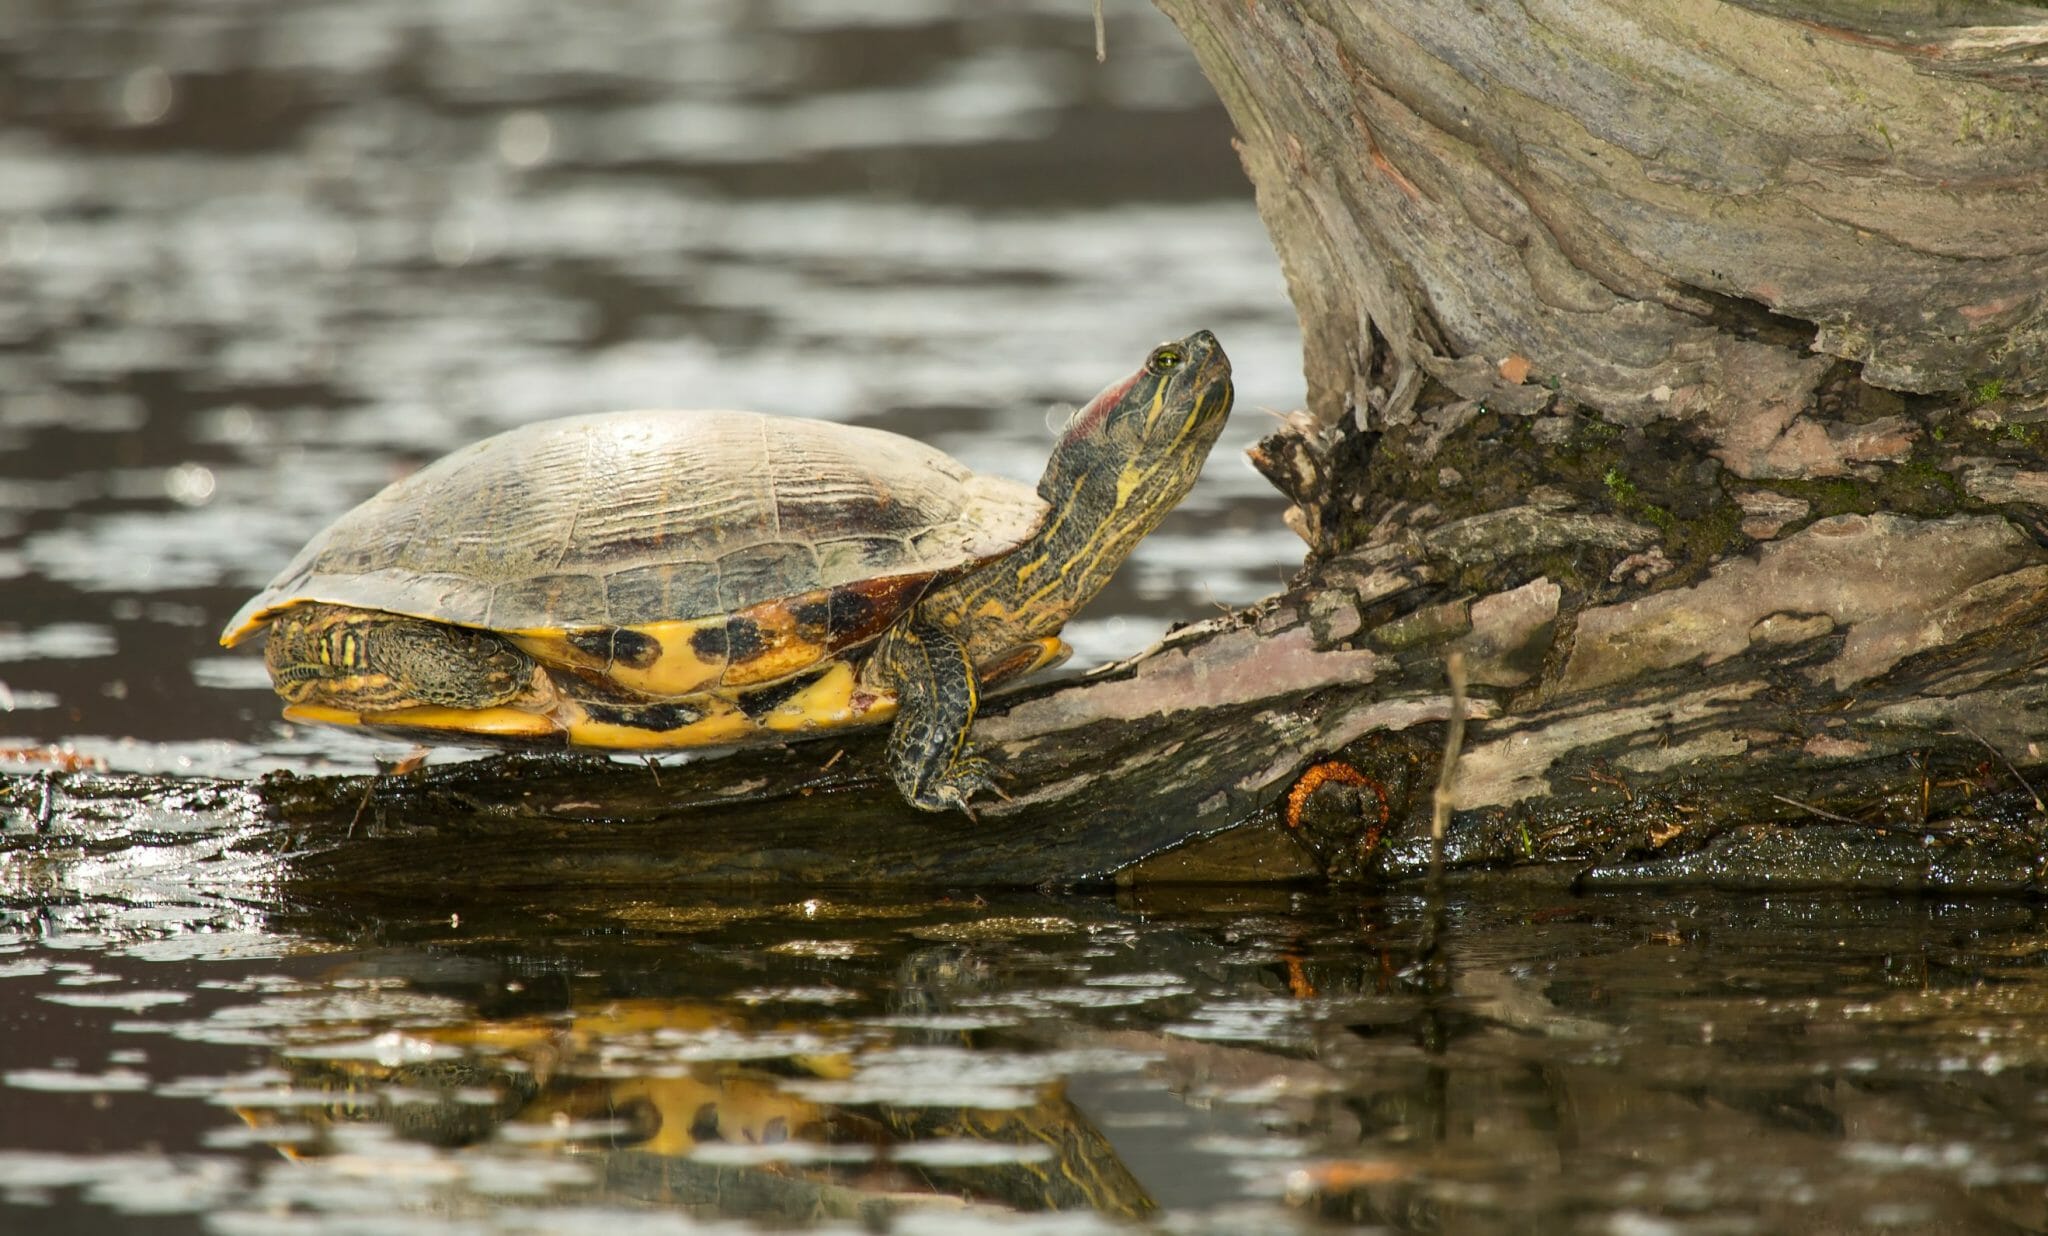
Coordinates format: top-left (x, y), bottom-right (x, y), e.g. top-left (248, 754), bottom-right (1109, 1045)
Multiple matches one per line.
top-left (244, 993), bottom-right (1155, 1223)
top-left (9, 891), bottom-right (2048, 1232)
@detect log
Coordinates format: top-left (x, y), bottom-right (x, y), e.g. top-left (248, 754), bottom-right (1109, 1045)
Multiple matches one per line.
top-left (7, 526), bottom-right (2046, 898)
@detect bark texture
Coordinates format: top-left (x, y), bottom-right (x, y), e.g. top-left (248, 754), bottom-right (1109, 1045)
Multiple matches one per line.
top-left (1162, 0), bottom-right (2047, 449)
top-left (1127, 0), bottom-right (2048, 883)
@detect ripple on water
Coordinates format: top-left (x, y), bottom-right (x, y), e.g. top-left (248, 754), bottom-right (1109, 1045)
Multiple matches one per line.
top-left (3, 1067), bottom-right (154, 1092)
top-left (0, 622), bottom-right (116, 662)
top-left (1031, 982), bottom-right (1196, 1009)
top-left (0, 1152), bottom-right (241, 1216)
top-left (188, 656), bottom-right (276, 691)
top-left (37, 990), bottom-right (190, 1011)
top-left (1167, 999), bottom-right (1306, 1045)
top-left (787, 1044), bottom-right (1153, 1111)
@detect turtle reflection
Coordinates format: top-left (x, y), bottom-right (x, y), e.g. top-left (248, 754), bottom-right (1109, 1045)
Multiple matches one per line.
top-left (236, 993), bottom-right (1154, 1223)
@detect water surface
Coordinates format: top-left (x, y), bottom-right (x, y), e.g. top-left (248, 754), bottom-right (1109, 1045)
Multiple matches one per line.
top-left (8, 886), bottom-right (2048, 1234)
top-left (7, 6), bottom-right (2047, 1236)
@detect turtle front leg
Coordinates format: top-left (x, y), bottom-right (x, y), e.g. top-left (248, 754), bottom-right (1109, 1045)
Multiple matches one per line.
top-left (872, 620), bottom-right (998, 814)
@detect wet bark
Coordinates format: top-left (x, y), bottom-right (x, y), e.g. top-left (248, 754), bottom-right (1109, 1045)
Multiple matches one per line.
top-left (7, 0), bottom-right (2048, 895)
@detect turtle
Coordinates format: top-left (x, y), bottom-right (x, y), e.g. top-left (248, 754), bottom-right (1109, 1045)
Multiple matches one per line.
top-left (220, 329), bottom-right (1233, 812)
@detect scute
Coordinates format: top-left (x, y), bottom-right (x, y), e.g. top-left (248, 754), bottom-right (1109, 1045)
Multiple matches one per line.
top-left (220, 409), bottom-right (1048, 645)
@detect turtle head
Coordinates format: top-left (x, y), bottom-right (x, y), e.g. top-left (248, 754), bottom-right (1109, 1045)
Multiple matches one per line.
top-left (922, 331), bottom-right (1234, 653)
top-left (1054, 330), bottom-right (1233, 481)
top-left (975, 330), bottom-right (1232, 629)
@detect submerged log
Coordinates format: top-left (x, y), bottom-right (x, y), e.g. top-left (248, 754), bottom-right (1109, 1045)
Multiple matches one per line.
top-left (7, 0), bottom-right (2048, 895)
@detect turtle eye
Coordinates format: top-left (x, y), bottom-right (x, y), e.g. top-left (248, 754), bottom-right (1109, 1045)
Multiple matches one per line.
top-left (1147, 345), bottom-right (1184, 374)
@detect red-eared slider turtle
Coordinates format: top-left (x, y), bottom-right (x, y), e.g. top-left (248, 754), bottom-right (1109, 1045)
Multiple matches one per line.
top-left (221, 331), bottom-right (1232, 812)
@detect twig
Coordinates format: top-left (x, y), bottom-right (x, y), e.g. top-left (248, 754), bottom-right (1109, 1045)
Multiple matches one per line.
top-left (1769, 793), bottom-right (1861, 825)
top-left (1953, 720), bottom-right (2046, 815)
top-left (346, 776), bottom-right (377, 839)
top-left (1093, 0), bottom-right (1107, 62)
top-left (1411, 651), bottom-right (1469, 1049)
top-left (349, 749), bottom-right (427, 838)
top-left (1429, 651), bottom-right (1468, 889)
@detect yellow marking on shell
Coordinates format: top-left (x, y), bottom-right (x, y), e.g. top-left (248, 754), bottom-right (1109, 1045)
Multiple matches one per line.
top-left (361, 705), bottom-right (561, 737)
top-left (760, 662), bottom-right (895, 733)
top-left (569, 1000), bottom-right (730, 1036)
top-left (423, 1021), bottom-right (561, 1054)
top-left (282, 703), bottom-right (365, 727)
top-left (220, 616), bottom-right (264, 648)
top-left (510, 619), bottom-right (727, 698)
top-left (723, 639), bottom-right (828, 688)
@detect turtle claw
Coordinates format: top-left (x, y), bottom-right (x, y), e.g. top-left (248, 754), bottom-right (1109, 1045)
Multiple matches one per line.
top-left (916, 753), bottom-right (1006, 816)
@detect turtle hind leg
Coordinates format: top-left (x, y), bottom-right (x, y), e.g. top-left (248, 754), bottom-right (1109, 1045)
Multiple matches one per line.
top-left (266, 604), bottom-right (535, 712)
top-left (873, 619), bottom-right (998, 814)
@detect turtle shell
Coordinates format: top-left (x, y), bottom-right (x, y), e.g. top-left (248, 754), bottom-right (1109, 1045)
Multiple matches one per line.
top-left (222, 409), bottom-right (1047, 697)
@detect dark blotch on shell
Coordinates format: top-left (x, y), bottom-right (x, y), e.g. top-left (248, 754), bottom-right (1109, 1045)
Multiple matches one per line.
top-left (566, 628), bottom-right (612, 660)
top-left (722, 616), bottom-right (769, 664)
top-left (792, 597), bottom-right (833, 643)
top-left (612, 628), bottom-right (662, 668)
top-left (689, 624), bottom-right (728, 662)
top-left (735, 672), bottom-right (817, 722)
top-left (829, 579), bottom-right (920, 647)
top-left (566, 627), bottom-right (665, 670)
top-left (689, 1102), bottom-right (722, 1143)
top-left (578, 699), bottom-right (705, 732)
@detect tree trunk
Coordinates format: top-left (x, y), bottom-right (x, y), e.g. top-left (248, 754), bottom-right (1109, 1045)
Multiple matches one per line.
top-left (1138, 0), bottom-right (2048, 880)
top-left (8, 2), bottom-right (2048, 896)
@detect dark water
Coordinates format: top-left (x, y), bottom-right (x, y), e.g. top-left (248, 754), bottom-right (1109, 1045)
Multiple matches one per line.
top-left (9, 887), bottom-right (2048, 1235)
top-left (7, 4), bottom-right (2048, 1234)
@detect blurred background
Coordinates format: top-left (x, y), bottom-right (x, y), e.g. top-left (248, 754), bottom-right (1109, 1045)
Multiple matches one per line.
top-left (0, 0), bottom-right (1307, 776)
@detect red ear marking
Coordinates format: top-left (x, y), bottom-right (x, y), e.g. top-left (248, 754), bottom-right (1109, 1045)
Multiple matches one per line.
top-left (1065, 370), bottom-right (1142, 439)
